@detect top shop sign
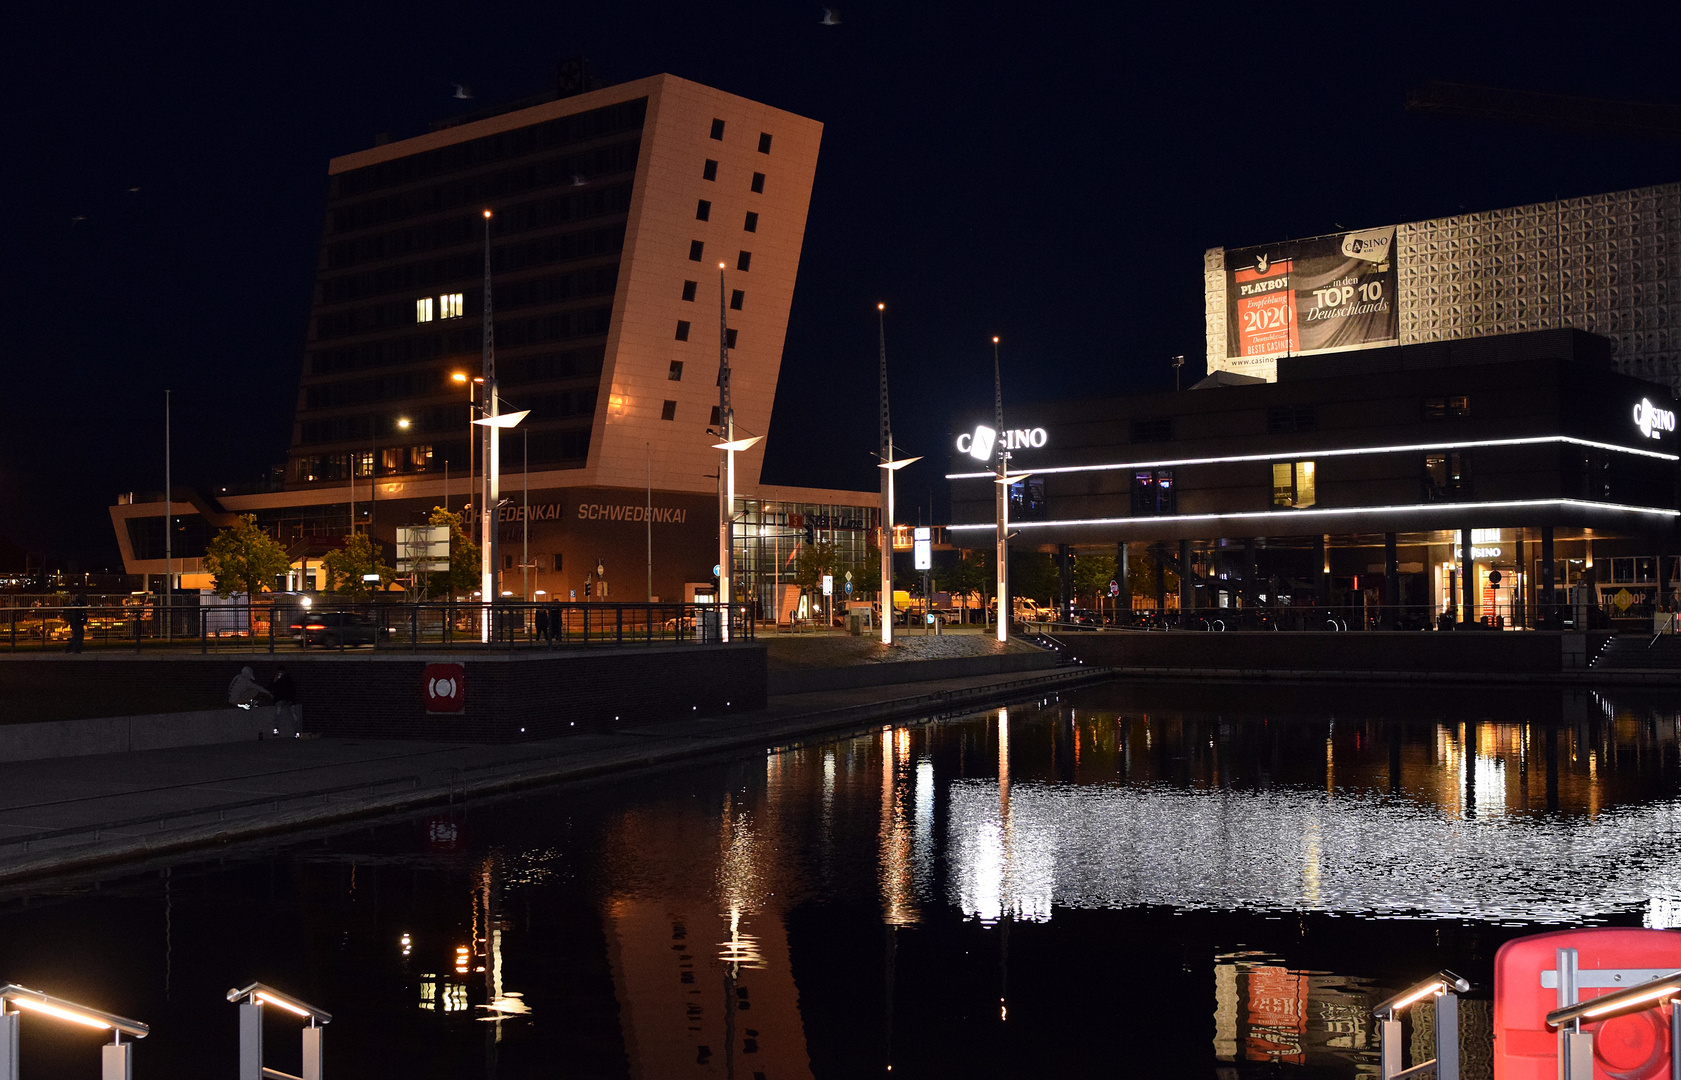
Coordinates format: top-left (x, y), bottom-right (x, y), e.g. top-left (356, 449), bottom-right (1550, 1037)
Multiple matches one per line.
top-left (955, 424), bottom-right (1048, 461)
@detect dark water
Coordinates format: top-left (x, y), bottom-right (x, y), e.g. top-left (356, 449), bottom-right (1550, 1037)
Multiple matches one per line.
top-left (2, 681), bottom-right (1680, 1078)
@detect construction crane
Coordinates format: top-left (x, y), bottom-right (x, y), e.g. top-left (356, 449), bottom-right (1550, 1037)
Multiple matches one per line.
top-left (1405, 81), bottom-right (1681, 139)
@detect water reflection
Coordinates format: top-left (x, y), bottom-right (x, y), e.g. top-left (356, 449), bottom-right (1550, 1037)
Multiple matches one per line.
top-left (1, 682), bottom-right (1679, 1078)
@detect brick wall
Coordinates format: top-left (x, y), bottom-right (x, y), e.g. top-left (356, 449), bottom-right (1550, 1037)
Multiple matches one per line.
top-left (0, 645), bottom-right (767, 741)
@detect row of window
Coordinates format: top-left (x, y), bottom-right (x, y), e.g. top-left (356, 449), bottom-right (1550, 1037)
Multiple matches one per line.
top-left (701, 158), bottom-right (766, 192)
top-left (708, 117), bottom-right (774, 155)
top-left (1125, 397), bottom-right (1476, 444)
top-left (696, 199), bottom-right (760, 232)
top-left (688, 241), bottom-right (753, 271)
top-left (415, 294), bottom-right (464, 322)
top-left (674, 322), bottom-right (738, 347)
top-left (655, 400), bottom-right (731, 426)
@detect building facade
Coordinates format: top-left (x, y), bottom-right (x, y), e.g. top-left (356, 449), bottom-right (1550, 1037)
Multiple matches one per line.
top-left (111, 73), bottom-right (875, 611)
top-left (949, 330), bottom-right (1681, 627)
top-left (1206, 183), bottom-right (1681, 391)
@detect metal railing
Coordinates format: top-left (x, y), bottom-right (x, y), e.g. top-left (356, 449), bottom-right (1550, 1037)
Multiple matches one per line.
top-left (1022, 602), bottom-right (1635, 633)
top-left (1545, 949), bottom-right (1681, 1080)
top-left (1373, 970), bottom-right (1469, 1080)
top-left (0, 600), bottom-right (757, 653)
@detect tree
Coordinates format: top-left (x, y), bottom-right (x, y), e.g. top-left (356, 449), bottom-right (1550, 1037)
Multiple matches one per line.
top-left (423, 508), bottom-right (480, 598)
top-left (849, 545), bottom-right (882, 595)
top-left (792, 541), bottom-right (838, 592)
top-left (943, 548), bottom-right (989, 601)
top-left (1009, 550), bottom-right (1058, 605)
top-left (1072, 552), bottom-right (1117, 607)
top-left (322, 532), bottom-right (395, 598)
top-left (202, 514), bottom-right (290, 599)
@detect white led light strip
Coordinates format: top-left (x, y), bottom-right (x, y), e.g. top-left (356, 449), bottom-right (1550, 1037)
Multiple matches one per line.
top-left (944, 497), bottom-right (1681, 532)
top-left (944, 435), bottom-right (1678, 480)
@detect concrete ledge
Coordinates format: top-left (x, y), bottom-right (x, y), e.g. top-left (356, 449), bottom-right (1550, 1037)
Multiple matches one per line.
top-left (0, 708), bottom-right (276, 763)
top-left (767, 651), bottom-right (1060, 695)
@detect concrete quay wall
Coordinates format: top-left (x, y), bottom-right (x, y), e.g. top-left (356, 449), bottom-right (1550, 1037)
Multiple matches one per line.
top-left (1053, 630), bottom-right (1613, 675)
top-left (0, 708), bottom-right (276, 763)
top-left (767, 651), bottom-right (1059, 695)
top-left (0, 645), bottom-right (768, 741)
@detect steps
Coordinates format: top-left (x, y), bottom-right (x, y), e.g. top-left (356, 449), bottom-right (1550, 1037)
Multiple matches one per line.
top-left (1590, 634), bottom-right (1681, 670)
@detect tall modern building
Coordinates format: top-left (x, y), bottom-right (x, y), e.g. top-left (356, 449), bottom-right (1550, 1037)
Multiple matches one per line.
top-left (112, 72), bottom-right (876, 609)
top-left (1206, 182), bottom-right (1681, 390)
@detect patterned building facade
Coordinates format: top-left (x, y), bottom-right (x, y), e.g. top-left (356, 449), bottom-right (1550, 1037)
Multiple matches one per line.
top-left (1206, 182), bottom-right (1681, 389)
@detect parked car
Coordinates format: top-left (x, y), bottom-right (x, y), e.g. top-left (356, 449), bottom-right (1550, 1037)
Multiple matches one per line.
top-left (292, 610), bottom-right (377, 648)
top-left (1065, 608), bottom-right (1100, 629)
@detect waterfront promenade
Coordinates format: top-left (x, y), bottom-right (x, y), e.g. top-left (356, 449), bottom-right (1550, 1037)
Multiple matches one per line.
top-left (0, 657), bottom-right (1106, 887)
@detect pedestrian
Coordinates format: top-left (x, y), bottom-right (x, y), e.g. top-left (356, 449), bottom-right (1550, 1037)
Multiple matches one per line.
top-left (65, 593), bottom-right (88, 654)
top-left (228, 666), bottom-right (269, 710)
top-left (534, 605), bottom-right (550, 645)
top-left (269, 666), bottom-right (298, 738)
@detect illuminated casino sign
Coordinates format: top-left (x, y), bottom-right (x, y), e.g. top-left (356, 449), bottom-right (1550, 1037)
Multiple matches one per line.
top-left (955, 424), bottom-right (1048, 461)
top-left (1634, 398), bottom-right (1676, 439)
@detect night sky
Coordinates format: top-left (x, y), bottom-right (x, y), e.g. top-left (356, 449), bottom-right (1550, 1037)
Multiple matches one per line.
top-left (8, 2), bottom-right (1681, 569)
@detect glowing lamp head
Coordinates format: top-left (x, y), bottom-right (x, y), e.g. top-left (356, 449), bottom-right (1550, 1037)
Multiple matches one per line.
top-left (877, 302), bottom-right (885, 311)
top-left (451, 372), bottom-right (468, 383)
top-left (482, 209), bottom-right (492, 219)
top-left (397, 418), bottom-right (410, 429)
top-left (992, 336), bottom-right (1000, 344)
top-left (718, 261), bottom-right (726, 270)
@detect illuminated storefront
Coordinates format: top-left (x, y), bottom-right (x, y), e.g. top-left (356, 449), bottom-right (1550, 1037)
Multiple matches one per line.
top-left (948, 329), bottom-right (1681, 627)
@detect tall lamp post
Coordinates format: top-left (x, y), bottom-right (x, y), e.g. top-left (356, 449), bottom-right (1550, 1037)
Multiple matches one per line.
top-left (993, 336), bottom-right (1011, 643)
top-left (875, 303), bottom-right (919, 644)
top-left (711, 263), bottom-right (761, 642)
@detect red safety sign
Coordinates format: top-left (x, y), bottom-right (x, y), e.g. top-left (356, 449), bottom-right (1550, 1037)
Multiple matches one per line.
top-left (423, 663), bottom-right (466, 714)
top-left (1495, 927), bottom-right (1681, 1080)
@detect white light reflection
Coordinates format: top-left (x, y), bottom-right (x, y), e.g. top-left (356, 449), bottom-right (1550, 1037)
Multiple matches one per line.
top-left (944, 781), bottom-right (1681, 924)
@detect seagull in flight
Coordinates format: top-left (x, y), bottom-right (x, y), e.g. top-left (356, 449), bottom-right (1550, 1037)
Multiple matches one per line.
top-left (820, 7), bottom-right (840, 24)
top-left (128, 187), bottom-right (140, 194)
top-left (70, 215), bottom-right (86, 224)
top-left (571, 173), bottom-right (586, 186)
top-left (453, 83), bottom-right (473, 99)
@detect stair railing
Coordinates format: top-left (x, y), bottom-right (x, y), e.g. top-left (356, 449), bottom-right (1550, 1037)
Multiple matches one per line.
top-left (1373, 971), bottom-right (1470, 1080)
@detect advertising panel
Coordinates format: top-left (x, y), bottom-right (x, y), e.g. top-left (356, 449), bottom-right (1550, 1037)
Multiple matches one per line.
top-left (1224, 226), bottom-right (1398, 374)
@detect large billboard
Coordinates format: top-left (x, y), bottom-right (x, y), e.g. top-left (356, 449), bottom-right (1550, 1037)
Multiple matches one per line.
top-left (1222, 226), bottom-right (1398, 375)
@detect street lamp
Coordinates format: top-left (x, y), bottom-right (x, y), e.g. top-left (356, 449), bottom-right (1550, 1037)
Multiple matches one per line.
top-left (368, 416), bottom-right (411, 542)
top-left (0, 983), bottom-right (149, 1080)
top-left (473, 406), bottom-right (528, 640)
top-left (992, 336), bottom-right (1010, 643)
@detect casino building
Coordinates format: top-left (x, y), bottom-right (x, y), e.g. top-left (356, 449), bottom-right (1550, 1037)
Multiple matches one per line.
top-left (110, 71), bottom-right (875, 614)
top-left (948, 329), bottom-right (1681, 627)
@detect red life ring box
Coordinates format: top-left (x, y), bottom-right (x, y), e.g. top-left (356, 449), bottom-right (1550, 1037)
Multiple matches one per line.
top-left (1495, 927), bottom-right (1681, 1080)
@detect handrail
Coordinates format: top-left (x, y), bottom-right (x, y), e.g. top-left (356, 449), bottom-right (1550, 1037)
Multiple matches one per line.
top-left (0, 983), bottom-right (149, 1037)
top-left (1649, 611), bottom-right (1678, 647)
top-left (1373, 971), bottom-right (1468, 1080)
top-left (1546, 968), bottom-right (1681, 1027)
top-left (227, 982), bottom-right (332, 1024)
top-left (1373, 971), bottom-right (1470, 1019)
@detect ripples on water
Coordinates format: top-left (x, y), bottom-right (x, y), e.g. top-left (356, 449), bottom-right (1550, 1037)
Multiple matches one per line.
top-left (0, 682), bottom-right (1676, 1078)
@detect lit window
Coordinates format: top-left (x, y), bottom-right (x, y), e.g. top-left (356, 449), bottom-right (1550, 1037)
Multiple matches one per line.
top-left (1271, 461), bottom-right (1316, 508)
top-left (710, 118), bottom-right (726, 140)
top-left (750, 172), bottom-right (764, 193)
top-left (757, 132), bottom-right (772, 154)
top-left (661, 400), bottom-right (677, 421)
top-left (744, 211), bottom-right (758, 233)
top-left (1130, 469), bottom-right (1175, 514)
top-left (696, 199), bottom-right (711, 221)
top-left (440, 293), bottom-right (463, 319)
top-left (681, 280), bottom-right (697, 301)
top-left (668, 361), bottom-right (684, 381)
top-left (416, 298), bottom-right (434, 323)
top-left (1424, 452), bottom-right (1470, 501)
top-left (1423, 396), bottom-right (1470, 420)
top-left (730, 289), bottom-right (744, 311)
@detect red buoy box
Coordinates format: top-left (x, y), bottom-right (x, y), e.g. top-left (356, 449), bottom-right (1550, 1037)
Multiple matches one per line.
top-left (1495, 927), bottom-right (1681, 1080)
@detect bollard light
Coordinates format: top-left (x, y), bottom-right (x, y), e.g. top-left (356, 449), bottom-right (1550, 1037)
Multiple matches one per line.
top-left (0, 984), bottom-right (148, 1080)
top-left (226, 983), bottom-right (331, 1080)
